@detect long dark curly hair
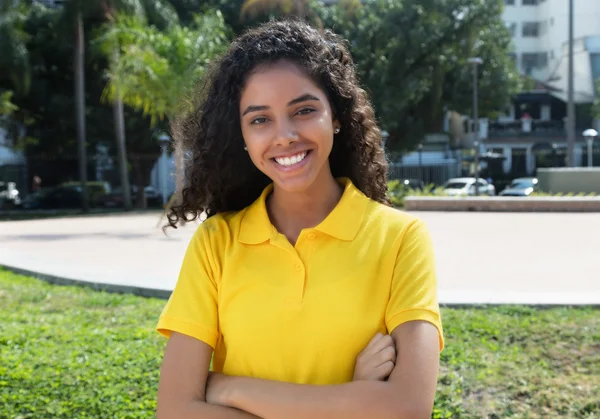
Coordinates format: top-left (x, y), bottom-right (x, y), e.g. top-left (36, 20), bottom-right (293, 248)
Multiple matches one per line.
top-left (167, 19), bottom-right (389, 228)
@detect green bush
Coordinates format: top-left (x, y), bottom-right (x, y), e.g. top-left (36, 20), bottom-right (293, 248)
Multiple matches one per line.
top-left (388, 180), bottom-right (445, 207)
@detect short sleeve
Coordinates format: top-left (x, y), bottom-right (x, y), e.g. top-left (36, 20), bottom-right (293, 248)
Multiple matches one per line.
top-left (385, 219), bottom-right (444, 351)
top-left (156, 224), bottom-right (220, 349)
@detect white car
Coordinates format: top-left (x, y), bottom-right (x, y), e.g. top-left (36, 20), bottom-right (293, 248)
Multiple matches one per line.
top-left (441, 177), bottom-right (496, 197)
top-left (499, 177), bottom-right (538, 197)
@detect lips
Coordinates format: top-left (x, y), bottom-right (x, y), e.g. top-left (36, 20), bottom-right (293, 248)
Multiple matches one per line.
top-left (273, 151), bottom-right (309, 167)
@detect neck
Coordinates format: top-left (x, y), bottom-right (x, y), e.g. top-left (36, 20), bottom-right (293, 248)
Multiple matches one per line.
top-left (267, 172), bottom-right (343, 243)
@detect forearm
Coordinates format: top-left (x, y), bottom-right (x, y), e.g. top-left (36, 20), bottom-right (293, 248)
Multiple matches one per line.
top-left (159, 400), bottom-right (261, 419)
top-left (223, 377), bottom-right (427, 419)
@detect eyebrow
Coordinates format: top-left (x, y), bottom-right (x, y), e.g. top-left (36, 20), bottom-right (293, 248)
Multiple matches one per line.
top-left (241, 93), bottom-right (320, 116)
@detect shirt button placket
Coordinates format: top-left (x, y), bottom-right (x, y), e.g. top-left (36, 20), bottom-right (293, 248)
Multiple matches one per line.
top-left (286, 259), bottom-right (304, 306)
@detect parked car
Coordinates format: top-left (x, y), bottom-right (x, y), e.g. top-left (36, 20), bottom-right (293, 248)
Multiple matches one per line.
top-left (60, 181), bottom-right (111, 205)
top-left (21, 182), bottom-right (109, 210)
top-left (97, 185), bottom-right (163, 208)
top-left (499, 177), bottom-right (538, 197)
top-left (0, 181), bottom-right (21, 209)
top-left (42, 185), bottom-right (87, 209)
top-left (20, 189), bottom-right (47, 210)
top-left (441, 177), bottom-right (496, 196)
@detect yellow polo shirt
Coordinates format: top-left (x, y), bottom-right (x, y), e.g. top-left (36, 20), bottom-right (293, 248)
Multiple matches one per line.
top-left (157, 178), bottom-right (443, 385)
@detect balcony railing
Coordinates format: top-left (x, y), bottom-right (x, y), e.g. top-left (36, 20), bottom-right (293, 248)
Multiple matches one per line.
top-left (488, 120), bottom-right (565, 138)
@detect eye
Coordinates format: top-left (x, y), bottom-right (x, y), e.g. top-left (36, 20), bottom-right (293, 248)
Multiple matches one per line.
top-left (296, 108), bottom-right (315, 116)
top-left (250, 117), bottom-right (269, 125)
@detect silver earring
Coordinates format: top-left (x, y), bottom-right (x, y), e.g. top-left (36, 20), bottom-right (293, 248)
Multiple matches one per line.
top-left (244, 146), bottom-right (248, 151)
top-left (334, 127), bottom-right (340, 134)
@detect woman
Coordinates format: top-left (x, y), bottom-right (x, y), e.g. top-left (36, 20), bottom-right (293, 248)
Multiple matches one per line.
top-left (156, 19), bottom-right (444, 418)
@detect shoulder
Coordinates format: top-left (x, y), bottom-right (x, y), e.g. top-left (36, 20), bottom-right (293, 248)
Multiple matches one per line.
top-left (188, 209), bottom-right (246, 249)
top-left (363, 199), bottom-right (429, 237)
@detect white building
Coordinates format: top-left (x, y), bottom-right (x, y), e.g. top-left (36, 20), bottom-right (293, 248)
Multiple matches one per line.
top-left (503, 0), bottom-right (600, 99)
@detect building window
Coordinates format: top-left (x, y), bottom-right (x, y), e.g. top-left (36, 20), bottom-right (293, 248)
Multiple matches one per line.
top-left (522, 22), bottom-right (540, 37)
top-left (522, 52), bottom-right (548, 74)
top-left (506, 22), bottom-right (517, 37)
top-left (522, 0), bottom-right (538, 5)
top-left (504, 0), bottom-right (515, 4)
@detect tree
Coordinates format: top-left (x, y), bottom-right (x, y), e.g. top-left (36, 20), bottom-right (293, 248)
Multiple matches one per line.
top-left (95, 9), bottom-right (230, 204)
top-left (0, 0), bottom-right (31, 98)
top-left (0, 91), bottom-right (19, 117)
top-left (97, 0), bottom-right (179, 210)
top-left (319, 0), bottom-right (520, 151)
top-left (36, 0), bottom-right (177, 211)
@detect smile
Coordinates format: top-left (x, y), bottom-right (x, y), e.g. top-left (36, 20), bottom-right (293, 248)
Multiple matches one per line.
top-left (273, 151), bottom-right (308, 167)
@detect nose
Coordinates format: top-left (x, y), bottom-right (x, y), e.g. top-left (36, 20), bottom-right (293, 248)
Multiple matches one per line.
top-left (273, 119), bottom-right (299, 147)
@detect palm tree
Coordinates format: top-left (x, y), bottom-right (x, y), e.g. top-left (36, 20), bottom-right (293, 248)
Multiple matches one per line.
top-left (97, 0), bottom-right (178, 210)
top-left (55, 0), bottom-right (177, 212)
top-left (95, 10), bottom-right (229, 213)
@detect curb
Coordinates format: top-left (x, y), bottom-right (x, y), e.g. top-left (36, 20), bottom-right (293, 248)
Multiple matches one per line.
top-left (2, 264), bottom-right (599, 308)
top-left (404, 196), bottom-right (600, 212)
top-left (0, 263), bottom-right (172, 300)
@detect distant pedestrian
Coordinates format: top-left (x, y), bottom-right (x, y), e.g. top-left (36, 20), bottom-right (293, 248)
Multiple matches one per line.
top-left (32, 176), bottom-right (41, 192)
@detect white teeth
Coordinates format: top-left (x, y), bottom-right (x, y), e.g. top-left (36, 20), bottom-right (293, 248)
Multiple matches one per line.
top-left (275, 152), bottom-right (307, 167)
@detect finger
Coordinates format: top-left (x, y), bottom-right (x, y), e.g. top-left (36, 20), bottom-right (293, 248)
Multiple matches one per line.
top-left (364, 332), bottom-right (384, 351)
top-left (374, 360), bottom-right (395, 380)
top-left (370, 334), bottom-right (394, 355)
top-left (376, 345), bottom-right (397, 365)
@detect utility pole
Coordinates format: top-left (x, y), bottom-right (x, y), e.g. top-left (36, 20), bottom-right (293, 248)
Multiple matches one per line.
top-left (566, 0), bottom-right (575, 167)
top-left (468, 57), bottom-right (483, 196)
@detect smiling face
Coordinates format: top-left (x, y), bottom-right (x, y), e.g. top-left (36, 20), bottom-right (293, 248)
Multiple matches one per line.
top-left (239, 60), bottom-right (339, 194)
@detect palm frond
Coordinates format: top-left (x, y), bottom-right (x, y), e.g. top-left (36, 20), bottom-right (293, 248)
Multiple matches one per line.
top-left (97, 10), bottom-right (229, 123)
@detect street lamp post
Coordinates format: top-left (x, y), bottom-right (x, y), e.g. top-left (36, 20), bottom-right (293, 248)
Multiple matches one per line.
top-left (418, 143), bottom-right (423, 182)
top-left (158, 133), bottom-right (170, 205)
top-left (381, 130), bottom-right (389, 150)
top-left (468, 57), bottom-right (484, 196)
top-left (566, 0), bottom-right (575, 167)
top-left (583, 129), bottom-right (598, 168)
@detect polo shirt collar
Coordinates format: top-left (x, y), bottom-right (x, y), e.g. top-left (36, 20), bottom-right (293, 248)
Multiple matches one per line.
top-left (238, 177), bottom-right (369, 244)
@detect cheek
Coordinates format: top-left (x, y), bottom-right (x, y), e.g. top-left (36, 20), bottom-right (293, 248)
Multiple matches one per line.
top-left (308, 116), bottom-right (334, 149)
top-left (242, 129), bottom-right (269, 168)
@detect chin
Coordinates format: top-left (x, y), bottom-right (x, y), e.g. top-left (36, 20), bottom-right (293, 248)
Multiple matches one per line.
top-left (271, 174), bottom-right (317, 193)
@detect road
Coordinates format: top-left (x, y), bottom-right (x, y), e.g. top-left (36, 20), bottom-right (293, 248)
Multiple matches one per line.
top-left (1, 211), bottom-right (599, 305)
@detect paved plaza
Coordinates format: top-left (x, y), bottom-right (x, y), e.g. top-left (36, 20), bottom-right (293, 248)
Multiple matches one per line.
top-left (1, 210), bottom-right (599, 305)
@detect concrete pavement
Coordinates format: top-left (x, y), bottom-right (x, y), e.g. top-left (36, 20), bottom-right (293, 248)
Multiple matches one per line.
top-left (1, 211), bottom-right (599, 305)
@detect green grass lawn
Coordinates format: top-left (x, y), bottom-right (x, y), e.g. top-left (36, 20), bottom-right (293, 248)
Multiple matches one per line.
top-left (1, 270), bottom-right (598, 418)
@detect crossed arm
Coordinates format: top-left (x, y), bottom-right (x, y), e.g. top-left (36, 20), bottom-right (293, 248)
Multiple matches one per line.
top-left (156, 320), bottom-right (440, 419)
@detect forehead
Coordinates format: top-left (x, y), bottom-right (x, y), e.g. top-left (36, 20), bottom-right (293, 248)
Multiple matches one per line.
top-left (240, 60), bottom-right (326, 106)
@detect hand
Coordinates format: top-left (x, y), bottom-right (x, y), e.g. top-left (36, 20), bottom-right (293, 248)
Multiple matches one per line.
top-left (205, 372), bottom-right (233, 407)
top-left (353, 332), bottom-right (396, 381)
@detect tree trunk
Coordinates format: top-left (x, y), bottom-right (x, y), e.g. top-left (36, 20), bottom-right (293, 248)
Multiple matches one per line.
top-left (112, 49), bottom-right (133, 211)
top-left (75, 11), bottom-right (89, 212)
